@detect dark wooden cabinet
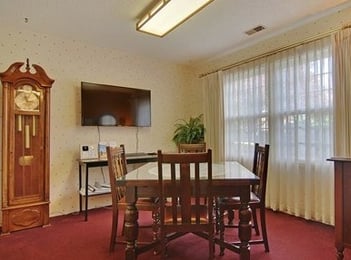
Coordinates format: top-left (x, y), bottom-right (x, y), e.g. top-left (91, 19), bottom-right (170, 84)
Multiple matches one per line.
top-left (0, 60), bottom-right (54, 234)
top-left (327, 157), bottom-right (351, 259)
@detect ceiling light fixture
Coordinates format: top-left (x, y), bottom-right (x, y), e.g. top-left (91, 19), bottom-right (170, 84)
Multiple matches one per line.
top-left (136, 0), bottom-right (214, 37)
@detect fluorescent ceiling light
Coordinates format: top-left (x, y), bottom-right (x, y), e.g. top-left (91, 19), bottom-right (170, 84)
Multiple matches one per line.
top-left (136, 0), bottom-right (214, 37)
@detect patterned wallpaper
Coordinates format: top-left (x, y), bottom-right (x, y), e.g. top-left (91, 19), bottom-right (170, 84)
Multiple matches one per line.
top-left (0, 4), bottom-right (350, 223)
top-left (0, 26), bottom-right (201, 221)
top-left (193, 5), bottom-right (351, 76)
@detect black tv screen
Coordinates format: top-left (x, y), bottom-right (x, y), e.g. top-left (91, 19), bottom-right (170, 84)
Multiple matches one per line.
top-left (81, 81), bottom-right (151, 127)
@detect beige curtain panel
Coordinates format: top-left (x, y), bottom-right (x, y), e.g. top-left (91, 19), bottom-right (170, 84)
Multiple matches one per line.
top-left (333, 26), bottom-right (351, 157)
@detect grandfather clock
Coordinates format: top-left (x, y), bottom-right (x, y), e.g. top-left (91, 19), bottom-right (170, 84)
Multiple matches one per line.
top-left (0, 60), bottom-right (54, 234)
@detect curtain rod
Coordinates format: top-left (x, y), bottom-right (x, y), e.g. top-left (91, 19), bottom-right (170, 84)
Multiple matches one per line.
top-left (199, 24), bottom-right (351, 78)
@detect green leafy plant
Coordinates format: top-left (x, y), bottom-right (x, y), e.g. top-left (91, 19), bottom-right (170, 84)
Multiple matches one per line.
top-left (172, 114), bottom-right (205, 145)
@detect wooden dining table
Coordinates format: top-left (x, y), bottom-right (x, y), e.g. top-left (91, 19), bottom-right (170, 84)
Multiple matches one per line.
top-left (116, 161), bottom-right (260, 260)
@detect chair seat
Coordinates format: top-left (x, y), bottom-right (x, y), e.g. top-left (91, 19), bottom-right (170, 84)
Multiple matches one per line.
top-left (118, 196), bottom-right (158, 208)
top-left (218, 192), bottom-right (260, 205)
top-left (136, 197), bottom-right (158, 203)
top-left (164, 205), bottom-right (209, 223)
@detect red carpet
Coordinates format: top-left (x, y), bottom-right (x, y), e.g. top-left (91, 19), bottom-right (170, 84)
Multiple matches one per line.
top-left (0, 207), bottom-right (350, 260)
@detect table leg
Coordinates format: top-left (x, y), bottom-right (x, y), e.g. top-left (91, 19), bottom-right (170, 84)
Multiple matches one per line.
top-left (85, 165), bottom-right (89, 221)
top-left (125, 187), bottom-right (139, 260)
top-left (238, 191), bottom-right (252, 260)
top-left (79, 164), bottom-right (82, 213)
top-left (336, 241), bottom-right (344, 260)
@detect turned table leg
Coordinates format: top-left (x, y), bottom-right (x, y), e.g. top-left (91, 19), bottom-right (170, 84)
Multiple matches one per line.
top-left (238, 190), bottom-right (252, 260)
top-left (124, 187), bottom-right (139, 260)
top-left (336, 244), bottom-right (344, 260)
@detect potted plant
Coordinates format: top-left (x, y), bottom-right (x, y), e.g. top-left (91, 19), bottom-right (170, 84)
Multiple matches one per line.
top-left (172, 114), bottom-right (205, 145)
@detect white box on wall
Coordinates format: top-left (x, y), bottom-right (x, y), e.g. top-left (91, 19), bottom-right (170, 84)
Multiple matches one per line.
top-left (80, 144), bottom-right (98, 160)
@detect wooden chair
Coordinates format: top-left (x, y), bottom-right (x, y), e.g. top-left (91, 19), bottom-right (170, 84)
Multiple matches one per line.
top-left (106, 145), bottom-right (158, 253)
top-left (157, 149), bottom-right (214, 259)
top-left (179, 142), bottom-right (207, 204)
top-left (178, 143), bottom-right (206, 153)
top-left (217, 143), bottom-right (270, 254)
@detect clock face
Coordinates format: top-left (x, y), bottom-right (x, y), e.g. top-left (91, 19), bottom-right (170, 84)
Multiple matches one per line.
top-left (15, 85), bottom-right (40, 111)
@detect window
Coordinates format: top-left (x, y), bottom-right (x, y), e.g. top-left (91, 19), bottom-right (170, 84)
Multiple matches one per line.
top-left (223, 40), bottom-right (333, 165)
top-left (221, 37), bottom-right (334, 223)
top-left (223, 61), bottom-right (269, 165)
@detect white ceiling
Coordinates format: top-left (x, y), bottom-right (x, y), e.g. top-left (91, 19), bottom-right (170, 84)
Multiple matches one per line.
top-left (1, 0), bottom-right (350, 66)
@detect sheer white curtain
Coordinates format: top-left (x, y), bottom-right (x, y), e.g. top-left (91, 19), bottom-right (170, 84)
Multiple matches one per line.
top-left (267, 38), bottom-right (334, 224)
top-left (222, 59), bottom-right (269, 168)
top-left (222, 37), bottom-right (335, 224)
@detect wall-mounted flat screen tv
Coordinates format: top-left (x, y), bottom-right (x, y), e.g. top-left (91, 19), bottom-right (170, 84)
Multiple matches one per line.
top-left (81, 81), bottom-right (151, 127)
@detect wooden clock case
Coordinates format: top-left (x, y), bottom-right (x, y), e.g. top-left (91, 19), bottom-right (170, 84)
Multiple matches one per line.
top-left (0, 60), bottom-right (54, 234)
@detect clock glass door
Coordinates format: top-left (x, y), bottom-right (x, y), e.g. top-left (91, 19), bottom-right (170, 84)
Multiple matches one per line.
top-left (12, 84), bottom-right (44, 204)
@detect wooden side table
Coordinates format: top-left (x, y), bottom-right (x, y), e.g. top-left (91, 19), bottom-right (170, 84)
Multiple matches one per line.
top-left (78, 153), bottom-right (157, 221)
top-left (327, 157), bottom-right (351, 259)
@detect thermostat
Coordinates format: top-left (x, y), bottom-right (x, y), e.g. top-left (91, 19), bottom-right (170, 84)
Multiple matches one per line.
top-left (80, 144), bottom-right (98, 160)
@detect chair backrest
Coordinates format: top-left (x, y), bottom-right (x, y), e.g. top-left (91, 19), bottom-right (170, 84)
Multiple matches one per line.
top-left (157, 149), bottom-right (212, 226)
top-left (106, 145), bottom-right (128, 206)
top-left (252, 143), bottom-right (270, 201)
top-left (178, 143), bottom-right (206, 153)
